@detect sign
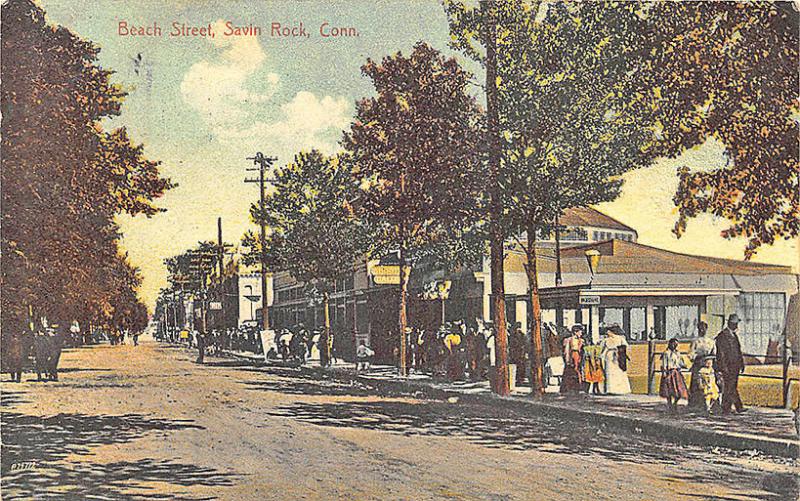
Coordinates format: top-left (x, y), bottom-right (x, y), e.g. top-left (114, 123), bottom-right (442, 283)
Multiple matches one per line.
top-left (370, 265), bottom-right (400, 276)
top-left (209, 301), bottom-right (223, 310)
top-left (579, 295), bottom-right (601, 305)
top-left (373, 274), bottom-right (401, 285)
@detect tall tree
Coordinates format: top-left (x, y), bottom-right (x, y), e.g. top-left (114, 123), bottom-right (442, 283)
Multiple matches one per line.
top-left (342, 42), bottom-right (483, 375)
top-left (445, 0), bottom-right (656, 393)
top-left (1, 0), bottom-right (172, 334)
top-left (628, 2), bottom-right (799, 257)
top-left (245, 150), bottom-right (371, 365)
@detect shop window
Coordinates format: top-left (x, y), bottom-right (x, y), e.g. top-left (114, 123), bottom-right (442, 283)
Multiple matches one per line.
top-left (599, 307), bottom-right (623, 336)
top-left (737, 292), bottom-right (785, 357)
top-left (628, 307), bottom-right (647, 341)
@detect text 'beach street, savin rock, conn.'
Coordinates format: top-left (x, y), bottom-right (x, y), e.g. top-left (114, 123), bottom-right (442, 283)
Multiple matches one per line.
top-left (117, 20), bottom-right (359, 39)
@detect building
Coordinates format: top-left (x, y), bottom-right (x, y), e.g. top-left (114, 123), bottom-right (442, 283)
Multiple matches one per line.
top-left (269, 207), bottom-right (798, 362)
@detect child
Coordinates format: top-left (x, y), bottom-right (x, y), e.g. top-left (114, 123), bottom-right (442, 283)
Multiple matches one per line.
top-left (698, 355), bottom-right (721, 415)
top-left (356, 340), bottom-right (374, 374)
top-left (659, 338), bottom-right (688, 412)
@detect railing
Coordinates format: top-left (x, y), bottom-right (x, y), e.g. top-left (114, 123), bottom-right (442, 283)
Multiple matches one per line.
top-left (646, 339), bottom-right (798, 408)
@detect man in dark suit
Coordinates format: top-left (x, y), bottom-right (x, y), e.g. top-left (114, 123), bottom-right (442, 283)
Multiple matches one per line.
top-left (716, 314), bottom-right (746, 414)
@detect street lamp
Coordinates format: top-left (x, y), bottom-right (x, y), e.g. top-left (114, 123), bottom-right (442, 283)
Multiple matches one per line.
top-left (585, 249), bottom-right (601, 277)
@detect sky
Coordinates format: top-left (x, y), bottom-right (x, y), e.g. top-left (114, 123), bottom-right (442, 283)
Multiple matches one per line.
top-left (38, 0), bottom-right (798, 309)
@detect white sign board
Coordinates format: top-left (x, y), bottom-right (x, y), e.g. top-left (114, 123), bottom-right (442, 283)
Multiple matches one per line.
top-left (579, 295), bottom-right (601, 305)
top-left (209, 301), bottom-right (223, 310)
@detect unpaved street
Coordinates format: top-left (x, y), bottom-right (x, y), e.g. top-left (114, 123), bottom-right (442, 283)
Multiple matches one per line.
top-left (2, 339), bottom-right (797, 500)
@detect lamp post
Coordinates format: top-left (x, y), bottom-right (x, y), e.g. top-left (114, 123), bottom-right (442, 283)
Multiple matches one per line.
top-left (585, 249), bottom-right (601, 277)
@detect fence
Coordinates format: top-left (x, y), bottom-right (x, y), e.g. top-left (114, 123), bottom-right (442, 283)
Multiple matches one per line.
top-left (645, 337), bottom-right (798, 408)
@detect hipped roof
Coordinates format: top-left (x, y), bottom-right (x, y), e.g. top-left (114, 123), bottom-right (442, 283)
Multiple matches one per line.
top-left (505, 239), bottom-right (792, 276)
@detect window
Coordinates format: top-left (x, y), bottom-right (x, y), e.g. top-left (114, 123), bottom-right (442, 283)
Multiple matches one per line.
top-left (599, 307), bottom-right (624, 335)
top-left (653, 305), bottom-right (700, 340)
top-left (628, 307), bottom-right (647, 341)
top-left (737, 293), bottom-right (785, 356)
top-left (593, 231), bottom-right (599, 241)
top-left (561, 227), bottom-right (588, 241)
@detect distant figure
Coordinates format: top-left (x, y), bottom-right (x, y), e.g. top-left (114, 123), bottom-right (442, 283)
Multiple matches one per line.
top-left (319, 328), bottom-right (330, 367)
top-left (716, 314), bottom-right (746, 414)
top-left (600, 325), bottom-right (631, 395)
top-left (356, 340), bottom-right (374, 373)
top-left (195, 330), bottom-right (206, 364)
top-left (33, 330), bottom-right (63, 381)
top-left (132, 331), bottom-right (140, 346)
top-left (660, 338), bottom-right (688, 413)
top-left (6, 331), bottom-right (31, 382)
top-left (508, 322), bottom-right (527, 386)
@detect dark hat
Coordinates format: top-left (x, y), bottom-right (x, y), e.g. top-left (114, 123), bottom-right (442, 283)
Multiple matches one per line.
top-left (727, 314), bottom-right (741, 323)
top-left (703, 354), bottom-right (716, 362)
top-left (571, 324), bottom-right (584, 333)
top-left (607, 325), bottom-right (624, 335)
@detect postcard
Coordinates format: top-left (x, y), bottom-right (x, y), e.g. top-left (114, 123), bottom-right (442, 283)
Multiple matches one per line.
top-left (2, 1), bottom-right (798, 499)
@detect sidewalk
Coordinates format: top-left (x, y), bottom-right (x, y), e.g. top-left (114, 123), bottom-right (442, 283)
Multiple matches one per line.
top-left (222, 349), bottom-right (800, 458)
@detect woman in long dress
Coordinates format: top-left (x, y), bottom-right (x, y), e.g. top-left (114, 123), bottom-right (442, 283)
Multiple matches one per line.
top-left (688, 321), bottom-right (715, 408)
top-left (600, 326), bottom-right (631, 395)
top-left (560, 325), bottom-right (585, 393)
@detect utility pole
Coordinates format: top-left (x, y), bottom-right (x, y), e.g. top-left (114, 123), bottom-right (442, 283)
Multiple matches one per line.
top-left (217, 217), bottom-right (224, 280)
top-left (483, 0), bottom-right (510, 396)
top-left (554, 212), bottom-right (563, 287)
top-left (245, 152), bottom-right (277, 332)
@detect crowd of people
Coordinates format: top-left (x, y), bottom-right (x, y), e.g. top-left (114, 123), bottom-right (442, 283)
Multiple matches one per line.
top-left (557, 313), bottom-right (750, 417)
top-left (156, 312), bottom-right (753, 419)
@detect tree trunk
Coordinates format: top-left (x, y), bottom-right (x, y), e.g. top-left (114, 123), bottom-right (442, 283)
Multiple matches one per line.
top-left (322, 294), bottom-right (331, 367)
top-left (484, 0), bottom-right (509, 396)
top-left (398, 247), bottom-right (410, 377)
top-left (525, 223), bottom-right (545, 396)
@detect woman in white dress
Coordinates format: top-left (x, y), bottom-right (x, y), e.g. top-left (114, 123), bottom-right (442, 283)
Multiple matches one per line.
top-left (600, 325), bottom-right (631, 395)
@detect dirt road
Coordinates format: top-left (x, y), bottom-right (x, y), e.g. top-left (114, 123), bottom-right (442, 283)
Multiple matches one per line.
top-left (2, 339), bottom-right (797, 500)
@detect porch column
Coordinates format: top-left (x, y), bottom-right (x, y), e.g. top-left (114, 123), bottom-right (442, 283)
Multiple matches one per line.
top-left (590, 305), bottom-right (600, 343)
top-left (481, 276), bottom-right (491, 322)
top-left (516, 300), bottom-right (527, 333)
top-left (645, 301), bottom-right (655, 338)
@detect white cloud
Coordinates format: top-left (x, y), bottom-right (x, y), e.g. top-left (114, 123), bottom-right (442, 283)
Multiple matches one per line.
top-left (180, 20), bottom-right (279, 129)
top-left (218, 91), bottom-right (352, 155)
top-left (180, 22), bottom-right (351, 156)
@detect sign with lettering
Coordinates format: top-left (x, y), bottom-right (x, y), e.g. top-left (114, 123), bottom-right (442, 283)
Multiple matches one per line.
top-left (579, 295), bottom-right (601, 305)
top-left (372, 274), bottom-right (401, 285)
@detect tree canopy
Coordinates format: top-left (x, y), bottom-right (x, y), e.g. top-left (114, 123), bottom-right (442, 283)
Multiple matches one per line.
top-left (1, 0), bottom-right (172, 333)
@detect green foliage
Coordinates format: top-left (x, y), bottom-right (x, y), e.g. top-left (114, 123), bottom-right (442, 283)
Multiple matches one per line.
top-left (245, 150), bottom-right (370, 295)
top-left (446, 0), bottom-right (799, 257)
top-left (164, 241), bottom-right (219, 292)
top-left (1, 0), bottom-right (172, 332)
top-left (634, 2), bottom-right (798, 257)
top-left (342, 42), bottom-right (485, 269)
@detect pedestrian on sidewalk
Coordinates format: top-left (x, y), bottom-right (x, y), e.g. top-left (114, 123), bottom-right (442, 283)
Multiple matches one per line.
top-left (688, 321), bottom-right (715, 409)
top-left (560, 325), bottom-right (585, 393)
top-left (600, 325), bottom-right (631, 395)
top-left (582, 343), bottom-right (604, 395)
top-left (659, 338), bottom-right (688, 413)
top-left (698, 355), bottom-right (721, 415)
top-left (716, 314), bottom-right (746, 414)
top-left (509, 322), bottom-right (527, 386)
top-left (356, 340), bottom-right (374, 373)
